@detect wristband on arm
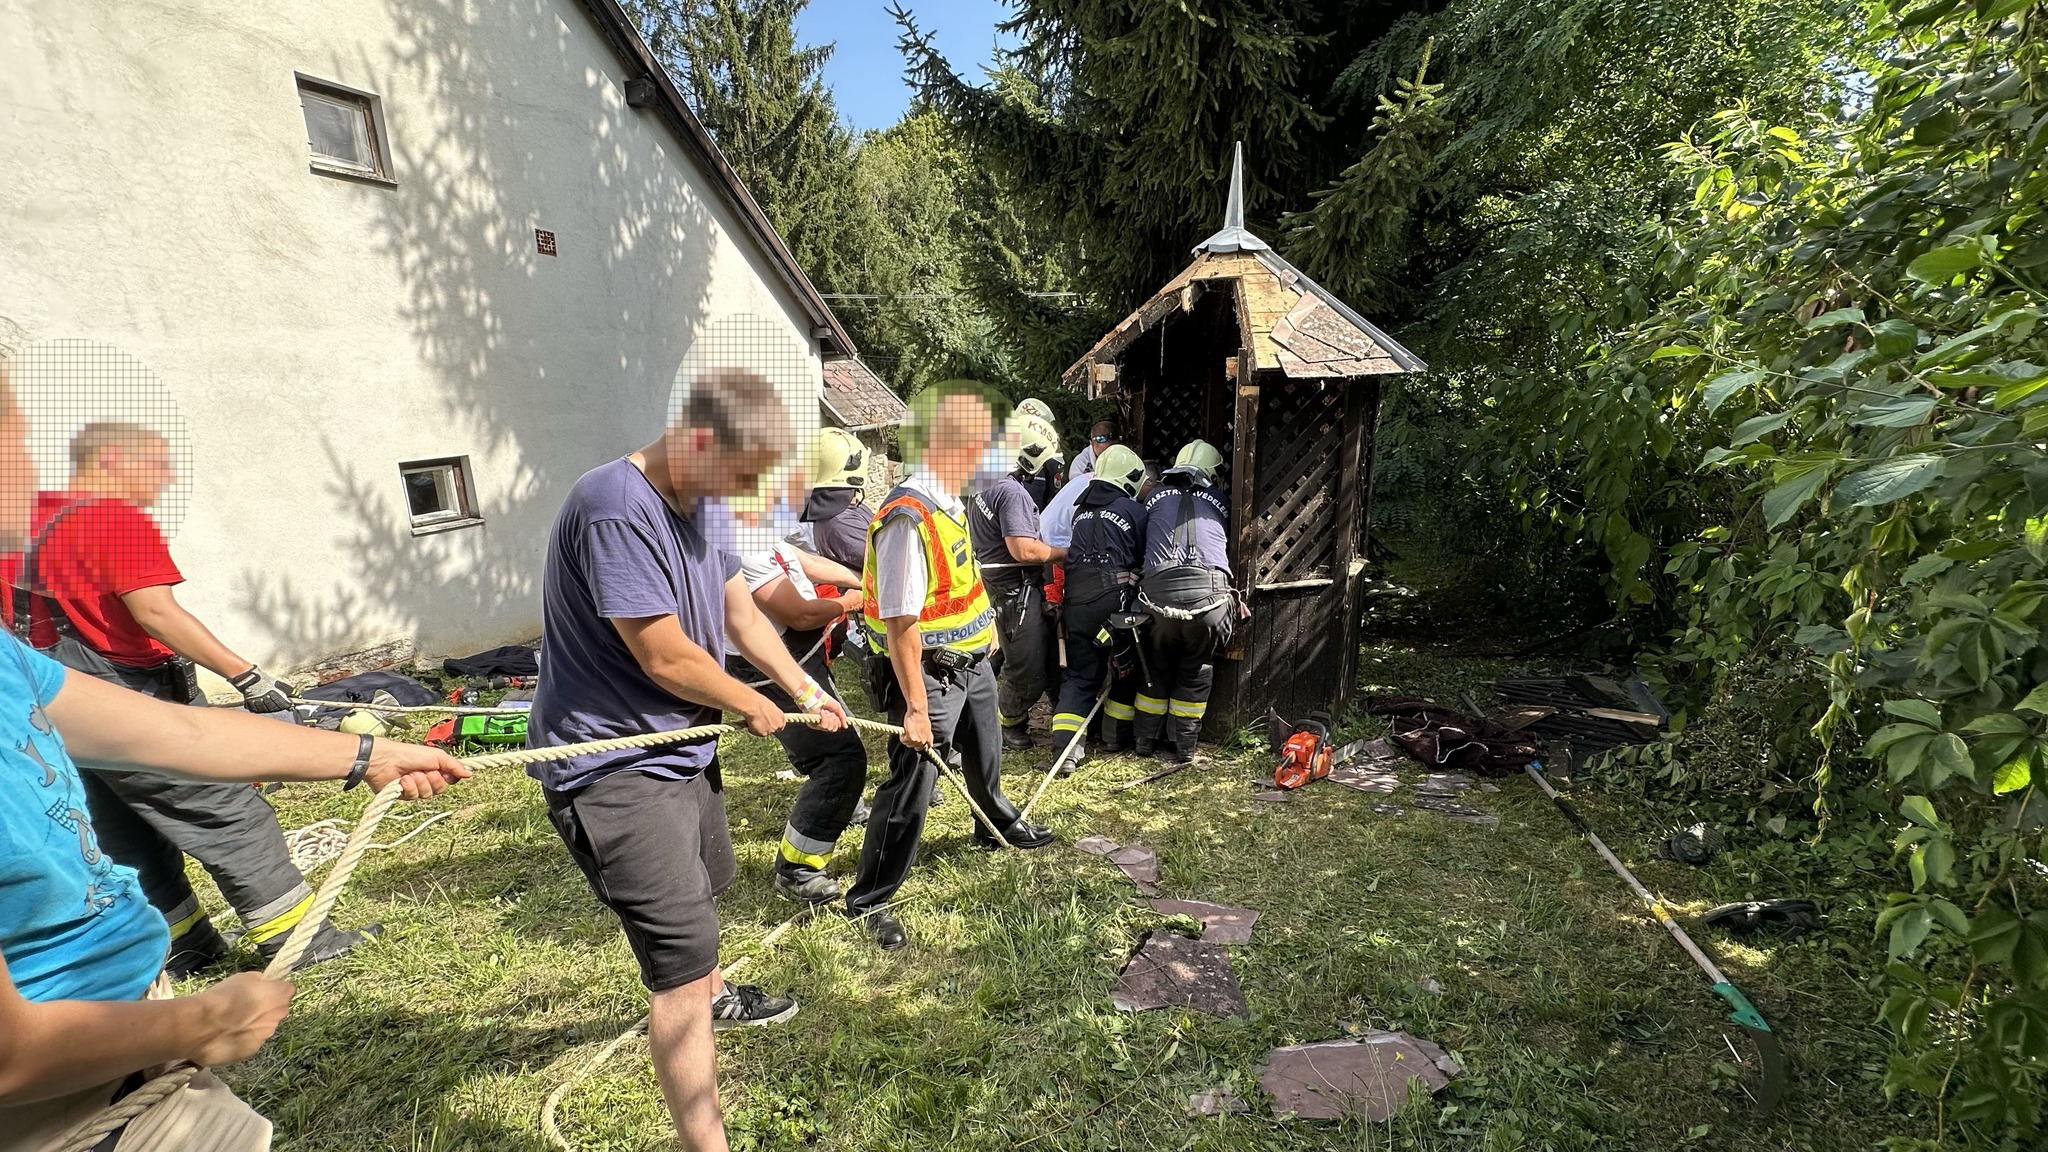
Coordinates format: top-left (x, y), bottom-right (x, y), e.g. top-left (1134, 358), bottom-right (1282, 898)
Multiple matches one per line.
top-left (342, 734), bottom-right (374, 790)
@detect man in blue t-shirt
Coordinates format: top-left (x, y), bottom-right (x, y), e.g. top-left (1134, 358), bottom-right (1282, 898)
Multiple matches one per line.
top-left (0, 371), bottom-right (470, 1148)
top-left (529, 366), bottom-right (848, 1152)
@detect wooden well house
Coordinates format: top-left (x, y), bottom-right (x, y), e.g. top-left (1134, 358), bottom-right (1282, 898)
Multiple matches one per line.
top-left (1060, 145), bottom-right (1426, 734)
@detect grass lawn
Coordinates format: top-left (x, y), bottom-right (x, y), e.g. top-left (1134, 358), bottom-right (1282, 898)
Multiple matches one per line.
top-left (198, 638), bottom-right (1910, 1150)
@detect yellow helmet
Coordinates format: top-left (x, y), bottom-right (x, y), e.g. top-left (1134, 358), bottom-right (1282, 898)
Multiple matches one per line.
top-left (810, 426), bottom-right (869, 490)
top-left (1016, 398), bottom-right (1056, 426)
top-left (1093, 445), bottom-right (1145, 499)
top-left (1015, 414), bottom-right (1061, 474)
top-left (1170, 439), bottom-right (1224, 486)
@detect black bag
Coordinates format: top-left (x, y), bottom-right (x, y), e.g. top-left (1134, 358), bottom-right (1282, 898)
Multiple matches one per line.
top-left (442, 644), bottom-right (539, 678)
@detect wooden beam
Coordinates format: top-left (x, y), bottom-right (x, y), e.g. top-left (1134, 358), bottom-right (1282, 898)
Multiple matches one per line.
top-left (1225, 351), bottom-right (1258, 661)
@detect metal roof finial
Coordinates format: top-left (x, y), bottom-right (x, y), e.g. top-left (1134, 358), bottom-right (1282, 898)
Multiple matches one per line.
top-left (1195, 140), bottom-right (1270, 254)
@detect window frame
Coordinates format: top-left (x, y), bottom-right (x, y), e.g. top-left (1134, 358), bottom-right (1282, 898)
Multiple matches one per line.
top-left (399, 457), bottom-right (483, 536)
top-left (294, 73), bottom-right (395, 186)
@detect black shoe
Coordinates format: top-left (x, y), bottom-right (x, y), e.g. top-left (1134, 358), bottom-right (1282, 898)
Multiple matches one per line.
top-left (166, 918), bottom-right (231, 978)
top-left (710, 983), bottom-right (798, 1030)
top-left (854, 910), bottom-right (908, 951)
top-left (257, 921), bottom-right (382, 973)
top-left (974, 820), bottom-right (1057, 850)
top-left (1001, 725), bottom-right (1033, 751)
top-left (774, 868), bottom-right (842, 905)
top-left (1133, 741), bottom-right (1155, 758)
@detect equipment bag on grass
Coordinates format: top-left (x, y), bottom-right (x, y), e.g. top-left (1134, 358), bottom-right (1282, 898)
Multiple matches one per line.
top-left (426, 712), bottom-right (529, 748)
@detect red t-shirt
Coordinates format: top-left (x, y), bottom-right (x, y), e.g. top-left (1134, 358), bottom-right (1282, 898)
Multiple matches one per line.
top-left (3, 493), bottom-right (183, 667)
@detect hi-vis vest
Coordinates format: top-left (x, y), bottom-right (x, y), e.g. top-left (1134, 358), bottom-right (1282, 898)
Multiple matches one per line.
top-left (861, 486), bottom-right (996, 657)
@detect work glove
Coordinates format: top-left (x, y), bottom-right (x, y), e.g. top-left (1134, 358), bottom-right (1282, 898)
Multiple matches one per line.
top-left (230, 665), bottom-right (296, 713)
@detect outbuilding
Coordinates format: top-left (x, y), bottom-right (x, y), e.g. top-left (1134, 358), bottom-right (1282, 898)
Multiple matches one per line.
top-left (1061, 145), bottom-right (1425, 733)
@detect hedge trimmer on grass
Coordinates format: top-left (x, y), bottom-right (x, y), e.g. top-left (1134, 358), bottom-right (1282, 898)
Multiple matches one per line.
top-left (1522, 760), bottom-right (1789, 1114)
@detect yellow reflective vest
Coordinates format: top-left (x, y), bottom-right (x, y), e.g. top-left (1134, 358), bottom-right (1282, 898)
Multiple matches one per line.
top-left (860, 487), bottom-right (995, 656)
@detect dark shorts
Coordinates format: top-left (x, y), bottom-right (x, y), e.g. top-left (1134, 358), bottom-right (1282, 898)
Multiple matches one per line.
top-left (544, 765), bottom-right (735, 992)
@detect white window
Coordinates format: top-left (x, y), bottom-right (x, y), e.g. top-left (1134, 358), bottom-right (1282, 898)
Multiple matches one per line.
top-left (296, 75), bottom-right (390, 182)
top-left (400, 458), bottom-right (480, 534)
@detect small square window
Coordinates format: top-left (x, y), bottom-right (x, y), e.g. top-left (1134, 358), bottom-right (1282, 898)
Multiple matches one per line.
top-left (399, 458), bottom-right (481, 535)
top-left (296, 75), bottom-right (391, 183)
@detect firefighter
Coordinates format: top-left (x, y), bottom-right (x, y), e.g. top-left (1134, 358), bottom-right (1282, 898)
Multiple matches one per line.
top-left (966, 415), bottom-right (1067, 749)
top-left (1134, 440), bottom-right (1237, 763)
top-left (1049, 445), bottom-right (1148, 762)
top-left (849, 386), bottom-right (1055, 951)
top-left (797, 427), bottom-right (874, 573)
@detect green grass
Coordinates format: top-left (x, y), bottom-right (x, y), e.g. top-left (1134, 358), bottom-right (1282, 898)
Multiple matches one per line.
top-left (190, 642), bottom-right (1908, 1150)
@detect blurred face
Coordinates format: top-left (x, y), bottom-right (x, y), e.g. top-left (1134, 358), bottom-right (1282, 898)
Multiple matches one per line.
top-left (667, 423), bottom-right (791, 505)
top-left (929, 392), bottom-right (993, 494)
top-left (0, 385), bottom-right (32, 550)
top-left (101, 436), bottom-right (174, 508)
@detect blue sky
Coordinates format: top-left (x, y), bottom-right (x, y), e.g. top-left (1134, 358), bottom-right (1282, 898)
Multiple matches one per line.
top-left (793, 0), bottom-right (1019, 134)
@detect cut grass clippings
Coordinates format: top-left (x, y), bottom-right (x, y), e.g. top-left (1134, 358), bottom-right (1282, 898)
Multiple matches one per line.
top-left (180, 643), bottom-right (1907, 1150)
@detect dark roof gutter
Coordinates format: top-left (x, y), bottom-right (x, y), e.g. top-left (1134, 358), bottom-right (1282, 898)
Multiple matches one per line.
top-left (577, 0), bottom-right (857, 357)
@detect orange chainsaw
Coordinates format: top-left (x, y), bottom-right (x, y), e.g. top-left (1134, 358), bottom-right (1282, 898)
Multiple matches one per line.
top-left (1269, 710), bottom-right (1335, 790)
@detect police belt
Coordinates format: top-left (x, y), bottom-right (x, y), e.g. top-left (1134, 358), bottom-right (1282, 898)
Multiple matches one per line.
top-left (1138, 566), bottom-right (1234, 620)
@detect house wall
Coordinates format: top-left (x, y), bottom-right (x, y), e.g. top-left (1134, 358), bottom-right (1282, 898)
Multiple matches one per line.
top-left (0, 0), bottom-right (824, 682)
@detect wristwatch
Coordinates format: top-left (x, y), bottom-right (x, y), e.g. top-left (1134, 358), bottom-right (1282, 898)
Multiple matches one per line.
top-left (342, 734), bottom-right (374, 790)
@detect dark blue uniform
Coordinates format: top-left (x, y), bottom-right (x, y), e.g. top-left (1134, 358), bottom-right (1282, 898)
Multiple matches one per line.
top-left (1052, 481), bottom-right (1147, 751)
top-left (1135, 480), bottom-right (1235, 760)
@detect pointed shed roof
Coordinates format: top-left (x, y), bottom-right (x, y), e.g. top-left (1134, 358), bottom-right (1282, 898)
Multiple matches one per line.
top-left (1063, 144), bottom-right (1425, 397)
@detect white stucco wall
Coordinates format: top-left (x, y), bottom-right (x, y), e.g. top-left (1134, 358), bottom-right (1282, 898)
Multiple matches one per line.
top-left (0, 0), bottom-right (824, 678)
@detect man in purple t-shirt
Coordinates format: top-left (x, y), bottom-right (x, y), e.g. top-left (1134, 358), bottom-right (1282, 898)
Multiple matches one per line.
top-left (529, 367), bottom-right (848, 1152)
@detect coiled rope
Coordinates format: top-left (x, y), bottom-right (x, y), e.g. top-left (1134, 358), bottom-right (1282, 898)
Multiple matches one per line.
top-left (47, 712), bottom-right (1005, 1152)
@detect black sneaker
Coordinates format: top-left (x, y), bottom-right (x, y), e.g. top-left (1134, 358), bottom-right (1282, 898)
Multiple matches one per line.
top-left (257, 921), bottom-right (382, 973)
top-left (710, 983), bottom-right (798, 1030)
top-left (166, 918), bottom-right (231, 978)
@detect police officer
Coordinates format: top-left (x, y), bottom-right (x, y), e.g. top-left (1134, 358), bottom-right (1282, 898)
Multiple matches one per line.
top-left (967, 415), bottom-right (1067, 749)
top-left (850, 387), bottom-right (1056, 951)
top-left (798, 427), bottom-right (876, 572)
top-left (1134, 440), bottom-right (1236, 763)
top-left (1049, 446), bottom-right (1148, 762)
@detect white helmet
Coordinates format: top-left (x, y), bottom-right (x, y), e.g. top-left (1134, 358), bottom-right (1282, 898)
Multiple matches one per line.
top-left (1015, 415), bottom-right (1061, 474)
top-left (1168, 439), bottom-right (1223, 486)
top-left (1093, 445), bottom-right (1145, 499)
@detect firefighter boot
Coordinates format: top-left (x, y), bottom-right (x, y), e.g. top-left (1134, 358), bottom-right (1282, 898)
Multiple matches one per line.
top-left (1133, 710), bottom-right (1165, 758)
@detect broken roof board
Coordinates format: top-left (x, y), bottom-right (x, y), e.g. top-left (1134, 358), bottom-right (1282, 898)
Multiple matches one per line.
top-left (820, 358), bottom-right (910, 431)
top-left (1060, 250), bottom-right (1424, 396)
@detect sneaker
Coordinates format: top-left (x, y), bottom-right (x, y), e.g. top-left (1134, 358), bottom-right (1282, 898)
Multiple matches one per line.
top-left (850, 798), bottom-right (873, 825)
top-left (257, 921), bottom-right (382, 973)
top-left (774, 868), bottom-right (842, 905)
top-left (710, 983), bottom-right (799, 1030)
top-left (165, 918), bottom-right (231, 978)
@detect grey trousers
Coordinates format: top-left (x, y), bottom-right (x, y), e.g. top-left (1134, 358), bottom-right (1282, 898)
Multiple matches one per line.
top-left (990, 580), bottom-right (1062, 729)
top-left (78, 660), bottom-right (311, 938)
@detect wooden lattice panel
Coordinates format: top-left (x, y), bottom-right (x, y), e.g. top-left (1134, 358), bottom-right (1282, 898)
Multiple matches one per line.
top-left (1252, 381), bottom-right (1344, 585)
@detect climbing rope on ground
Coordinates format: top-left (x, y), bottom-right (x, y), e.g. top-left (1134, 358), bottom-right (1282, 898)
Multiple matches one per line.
top-left (47, 712), bottom-right (1006, 1152)
top-left (283, 811), bottom-right (455, 872)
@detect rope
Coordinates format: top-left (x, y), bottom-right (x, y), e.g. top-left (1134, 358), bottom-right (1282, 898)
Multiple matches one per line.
top-left (46, 710), bottom-right (1006, 1152)
top-left (537, 916), bottom-right (802, 1152)
top-left (1020, 682), bottom-right (1109, 822)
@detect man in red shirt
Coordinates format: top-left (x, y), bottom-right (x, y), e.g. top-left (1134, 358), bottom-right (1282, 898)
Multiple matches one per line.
top-left (5, 423), bottom-right (372, 975)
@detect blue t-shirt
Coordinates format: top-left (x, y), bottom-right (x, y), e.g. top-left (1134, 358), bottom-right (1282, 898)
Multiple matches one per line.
top-left (529, 458), bottom-right (742, 792)
top-left (0, 638), bottom-right (169, 1002)
top-left (1142, 483), bottom-right (1233, 576)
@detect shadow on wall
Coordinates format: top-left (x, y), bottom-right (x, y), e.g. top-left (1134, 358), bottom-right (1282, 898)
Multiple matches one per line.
top-left (237, 0), bottom-right (719, 666)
